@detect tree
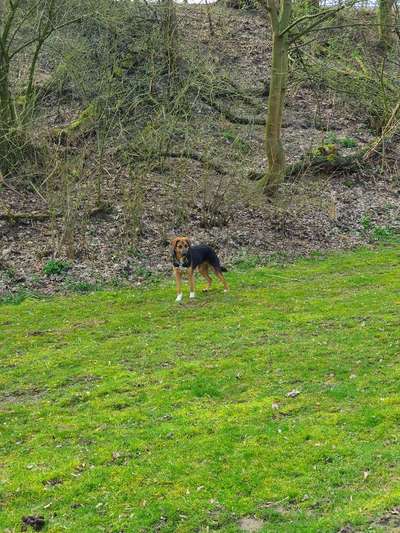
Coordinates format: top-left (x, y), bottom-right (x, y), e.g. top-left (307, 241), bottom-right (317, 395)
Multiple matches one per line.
top-left (378, 0), bottom-right (394, 48)
top-left (0, 0), bottom-right (80, 175)
top-left (261, 0), bottom-right (291, 196)
top-left (259, 1), bottom-right (347, 195)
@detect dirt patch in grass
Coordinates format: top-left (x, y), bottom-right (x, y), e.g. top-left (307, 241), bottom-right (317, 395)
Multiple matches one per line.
top-left (21, 515), bottom-right (45, 531)
top-left (238, 516), bottom-right (265, 532)
top-left (42, 477), bottom-right (64, 488)
top-left (373, 506), bottom-right (400, 529)
top-left (0, 388), bottom-right (45, 405)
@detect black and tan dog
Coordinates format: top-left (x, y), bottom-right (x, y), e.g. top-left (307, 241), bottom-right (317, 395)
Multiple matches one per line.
top-left (171, 237), bottom-right (228, 302)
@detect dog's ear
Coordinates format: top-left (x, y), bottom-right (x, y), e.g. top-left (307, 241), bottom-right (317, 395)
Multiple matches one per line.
top-left (170, 237), bottom-right (179, 249)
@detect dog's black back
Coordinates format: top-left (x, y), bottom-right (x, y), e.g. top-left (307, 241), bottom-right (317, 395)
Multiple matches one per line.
top-left (188, 245), bottom-right (226, 272)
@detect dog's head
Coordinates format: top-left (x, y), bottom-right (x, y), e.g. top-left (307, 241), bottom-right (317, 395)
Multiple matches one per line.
top-left (171, 236), bottom-right (191, 259)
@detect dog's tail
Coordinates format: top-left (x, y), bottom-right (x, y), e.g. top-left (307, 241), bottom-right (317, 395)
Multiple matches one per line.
top-left (209, 248), bottom-right (228, 273)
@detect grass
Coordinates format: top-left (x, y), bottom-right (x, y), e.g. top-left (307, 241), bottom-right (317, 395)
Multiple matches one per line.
top-left (1, 246), bottom-right (400, 532)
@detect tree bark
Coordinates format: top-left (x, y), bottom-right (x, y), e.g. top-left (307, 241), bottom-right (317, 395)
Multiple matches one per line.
top-left (378, 0), bottom-right (394, 48)
top-left (261, 0), bottom-right (291, 196)
top-left (0, 56), bottom-right (16, 174)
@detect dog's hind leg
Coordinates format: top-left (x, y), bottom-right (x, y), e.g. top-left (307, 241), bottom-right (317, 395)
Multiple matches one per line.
top-left (198, 263), bottom-right (212, 292)
top-left (212, 266), bottom-right (228, 292)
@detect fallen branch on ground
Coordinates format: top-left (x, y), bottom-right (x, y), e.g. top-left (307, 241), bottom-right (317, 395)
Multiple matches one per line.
top-left (247, 153), bottom-right (365, 181)
top-left (200, 95), bottom-right (266, 125)
top-left (0, 205), bottom-right (111, 223)
top-left (248, 101), bottom-right (400, 181)
top-left (135, 150), bottom-right (228, 175)
top-left (0, 211), bottom-right (53, 222)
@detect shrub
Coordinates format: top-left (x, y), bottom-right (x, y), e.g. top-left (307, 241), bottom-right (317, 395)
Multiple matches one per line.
top-left (43, 260), bottom-right (70, 276)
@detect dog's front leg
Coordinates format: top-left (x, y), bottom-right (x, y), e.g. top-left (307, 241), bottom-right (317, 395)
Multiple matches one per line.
top-left (188, 267), bottom-right (195, 299)
top-left (174, 268), bottom-right (183, 302)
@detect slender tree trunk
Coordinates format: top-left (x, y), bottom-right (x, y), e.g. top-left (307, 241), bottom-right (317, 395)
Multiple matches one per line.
top-left (379, 0), bottom-right (394, 48)
top-left (258, 0), bottom-right (346, 196)
top-left (261, 0), bottom-right (291, 196)
top-left (0, 46), bottom-right (15, 125)
top-left (0, 55), bottom-right (17, 173)
top-left (263, 35), bottom-right (286, 195)
top-left (0, 72), bottom-right (12, 126)
top-left (23, 39), bottom-right (45, 123)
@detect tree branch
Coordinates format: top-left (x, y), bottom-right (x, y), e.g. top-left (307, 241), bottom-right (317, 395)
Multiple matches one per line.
top-left (9, 16), bottom-right (83, 59)
top-left (135, 150), bottom-right (229, 175)
top-left (2, 0), bottom-right (21, 42)
top-left (280, 6), bottom-right (344, 37)
top-left (6, 0), bottom-right (43, 52)
top-left (200, 94), bottom-right (266, 125)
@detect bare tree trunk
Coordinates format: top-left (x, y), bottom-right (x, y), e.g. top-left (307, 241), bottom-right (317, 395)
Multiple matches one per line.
top-left (261, 0), bottom-right (291, 196)
top-left (0, 47), bottom-right (16, 173)
top-left (0, 68), bottom-right (14, 126)
top-left (263, 35), bottom-right (287, 194)
top-left (379, 0), bottom-right (394, 48)
top-left (258, 0), bottom-right (346, 196)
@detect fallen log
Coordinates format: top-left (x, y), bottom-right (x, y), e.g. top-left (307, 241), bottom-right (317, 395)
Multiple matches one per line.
top-left (248, 152), bottom-right (365, 182)
top-left (248, 100), bottom-right (400, 182)
top-left (0, 210), bottom-right (53, 222)
top-left (200, 95), bottom-right (266, 125)
top-left (0, 205), bottom-right (111, 223)
top-left (134, 150), bottom-right (228, 175)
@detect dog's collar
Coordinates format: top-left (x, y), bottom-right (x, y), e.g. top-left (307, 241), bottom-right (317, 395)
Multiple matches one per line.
top-left (172, 251), bottom-right (191, 268)
top-left (173, 257), bottom-right (190, 268)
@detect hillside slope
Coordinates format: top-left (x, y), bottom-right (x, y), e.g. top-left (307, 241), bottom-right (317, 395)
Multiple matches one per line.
top-left (1, 5), bottom-right (399, 297)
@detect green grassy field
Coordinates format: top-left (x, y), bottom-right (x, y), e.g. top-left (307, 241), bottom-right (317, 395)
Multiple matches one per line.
top-left (1, 246), bottom-right (400, 532)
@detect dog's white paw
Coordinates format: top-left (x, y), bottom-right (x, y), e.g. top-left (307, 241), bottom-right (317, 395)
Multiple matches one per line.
top-left (224, 289), bottom-right (228, 293)
top-left (176, 293), bottom-right (183, 302)
top-left (189, 292), bottom-right (196, 299)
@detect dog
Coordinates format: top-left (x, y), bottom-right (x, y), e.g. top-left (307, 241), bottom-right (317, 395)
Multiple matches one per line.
top-left (171, 236), bottom-right (228, 302)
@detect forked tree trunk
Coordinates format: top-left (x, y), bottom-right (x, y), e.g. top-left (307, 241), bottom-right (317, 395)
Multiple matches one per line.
top-left (261, 0), bottom-right (291, 196)
top-left (258, 0), bottom-right (348, 195)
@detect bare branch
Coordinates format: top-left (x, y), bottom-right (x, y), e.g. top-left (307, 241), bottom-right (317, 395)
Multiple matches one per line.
top-left (279, 6), bottom-right (345, 37)
top-left (6, 0), bottom-right (43, 52)
top-left (9, 16), bottom-right (83, 59)
top-left (2, 0), bottom-right (22, 41)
